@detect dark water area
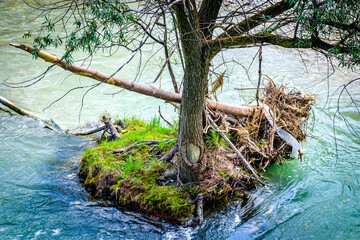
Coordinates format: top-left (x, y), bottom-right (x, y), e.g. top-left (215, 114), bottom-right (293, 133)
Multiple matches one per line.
top-left (0, 112), bottom-right (179, 239)
top-left (1, 1), bottom-right (360, 239)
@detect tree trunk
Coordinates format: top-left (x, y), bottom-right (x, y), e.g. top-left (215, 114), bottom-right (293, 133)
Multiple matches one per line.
top-left (178, 55), bottom-right (209, 182)
top-left (174, 2), bottom-right (209, 182)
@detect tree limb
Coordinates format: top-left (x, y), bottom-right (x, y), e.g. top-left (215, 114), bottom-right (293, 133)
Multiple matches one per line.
top-left (315, 19), bottom-right (360, 33)
top-left (207, 34), bottom-right (335, 57)
top-left (198, 0), bottom-right (223, 39)
top-left (218, 0), bottom-right (294, 38)
top-left (10, 42), bottom-right (254, 117)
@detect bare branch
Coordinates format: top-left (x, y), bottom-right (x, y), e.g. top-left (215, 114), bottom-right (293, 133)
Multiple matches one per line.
top-left (10, 42), bottom-right (255, 117)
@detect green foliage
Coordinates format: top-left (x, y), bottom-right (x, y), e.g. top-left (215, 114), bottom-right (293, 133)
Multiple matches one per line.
top-left (27, 0), bottom-right (136, 65)
top-left (80, 117), bottom-right (192, 222)
top-left (290, 0), bottom-right (360, 67)
top-left (205, 129), bottom-right (227, 148)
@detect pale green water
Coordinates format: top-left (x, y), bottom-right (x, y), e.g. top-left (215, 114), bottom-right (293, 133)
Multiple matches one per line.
top-left (1, 1), bottom-right (360, 239)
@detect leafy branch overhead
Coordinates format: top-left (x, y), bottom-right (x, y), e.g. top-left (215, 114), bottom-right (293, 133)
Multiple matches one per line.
top-left (24, 0), bottom-right (136, 64)
top-left (24, 0), bottom-right (359, 67)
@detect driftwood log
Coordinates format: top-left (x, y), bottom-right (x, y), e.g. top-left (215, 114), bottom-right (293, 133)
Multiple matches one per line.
top-left (9, 43), bottom-right (255, 118)
top-left (0, 94), bottom-right (111, 136)
top-left (101, 115), bottom-right (121, 140)
top-left (0, 95), bottom-right (46, 120)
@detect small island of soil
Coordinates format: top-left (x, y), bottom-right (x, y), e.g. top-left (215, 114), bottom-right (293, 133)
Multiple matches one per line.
top-left (78, 83), bottom-right (315, 224)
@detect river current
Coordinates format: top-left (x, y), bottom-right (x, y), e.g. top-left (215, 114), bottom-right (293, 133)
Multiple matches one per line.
top-left (1, 1), bottom-right (359, 239)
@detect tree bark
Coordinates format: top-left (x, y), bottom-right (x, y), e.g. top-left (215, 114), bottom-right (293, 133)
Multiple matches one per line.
top-left (174, 1), bottom-right (209, 182)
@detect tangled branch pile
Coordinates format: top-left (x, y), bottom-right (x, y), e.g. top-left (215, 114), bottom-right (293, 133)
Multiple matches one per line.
top-left (206, 81), bottom-right (316, 173)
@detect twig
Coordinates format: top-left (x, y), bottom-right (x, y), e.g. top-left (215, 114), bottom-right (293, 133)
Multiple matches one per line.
top-left (113, 140), bottom-right (161, 154)
top-left (256, 43), bottom-right (262, 106)
top-left (67, 124), bottom-right (107, 136)
top-left (158, 106), bottom-right (173, 127)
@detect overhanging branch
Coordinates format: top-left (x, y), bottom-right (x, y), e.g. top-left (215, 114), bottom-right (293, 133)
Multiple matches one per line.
top-left (316, 19), bottom-right (360, 33)
top-left (10, 43), bottom-right (254, 117)
top-left (207, 34), bottom-right (335, 56)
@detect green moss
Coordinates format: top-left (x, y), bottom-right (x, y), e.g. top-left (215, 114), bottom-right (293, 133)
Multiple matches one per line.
top-left (80, 117), bottom-right (192, 223)
top-left (79, 117), bottom-right (253, 223)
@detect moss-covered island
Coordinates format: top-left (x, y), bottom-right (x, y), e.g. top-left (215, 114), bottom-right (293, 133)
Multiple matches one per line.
top-left (79, 84), bottom-right (315, 224)
top-left (79, 117), bottom-right (255, 224)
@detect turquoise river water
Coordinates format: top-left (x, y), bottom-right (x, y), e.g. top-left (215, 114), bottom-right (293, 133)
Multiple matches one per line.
top-left (0, 1), bottom-right (359, 239)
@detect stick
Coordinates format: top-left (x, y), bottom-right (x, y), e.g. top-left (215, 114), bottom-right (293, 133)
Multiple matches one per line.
top-left (159, 142), bottom-right (179, 162)
top-left (113, 140), bottom-right (161, 154)
top-left (196, 196), bottom-right (204, 225)
top-left (256, 43), bottom-right (262, 106)
top-left (158, 106), bottom-right (173, 127)
top-left (207, 115), bottom-right (265, 186)
top-left (67, 124), bottom-right (107, 136)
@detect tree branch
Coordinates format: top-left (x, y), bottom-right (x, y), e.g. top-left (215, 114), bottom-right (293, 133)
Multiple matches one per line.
top-left (218, 0), bottom-right (294, 38)
top-left (198, 0), bottom-right (223, 39)
top-left (207, 34), bottom-right (335, 57)
top-left (10, 42), bottom-right (254, 117)
top-left (316, 19), bottom-right (360, 33)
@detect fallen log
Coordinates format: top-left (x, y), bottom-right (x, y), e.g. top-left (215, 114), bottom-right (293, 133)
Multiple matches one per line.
top-left (0, 95), bottom-right (45, 120)
top-left (0, 94), bottom-right (109, 137)
top-left (0, 94), bottom-right (64, 132)
top-left (9, 43), bottom-right (254, 117)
